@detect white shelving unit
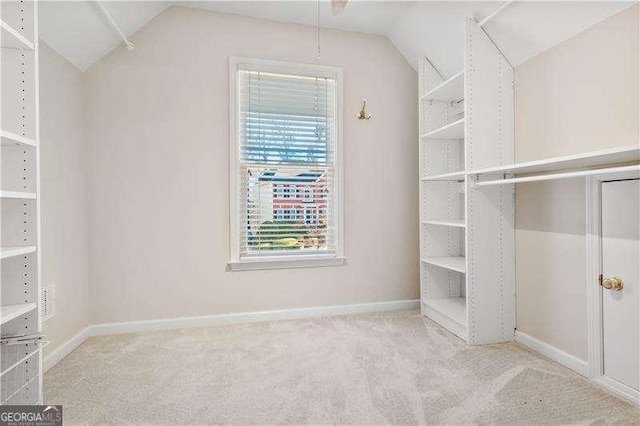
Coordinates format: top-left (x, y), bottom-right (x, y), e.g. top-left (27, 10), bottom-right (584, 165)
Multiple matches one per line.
top-left (422, 219), bottom-right (466, 228)
top-left (1, 303), bottom-right (38, 325)
top-left (420, 70), bottom-right (464, 103)
top-left (0, 246), bottom-right (37, 260)
top-left (1, 0), bottom-right (43, 405)
top-left (420, 118), bottom-right (465, 140)
top-left (1, 130), bottom-right (37, 147)
top-left (0, 20), bottom-right (34, 50)
top-left (0, 191), bottom-right (37, 200)
top-left (421, 256), bottom-right (466, 274)
top-left (419, 18), bottom-right (515, 345)
top-left (420, 171), bottom-right (466, 182)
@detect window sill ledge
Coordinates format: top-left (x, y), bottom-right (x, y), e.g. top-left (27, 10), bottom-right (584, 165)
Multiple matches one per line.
top-left (228, 256), bottom-right (346, 271)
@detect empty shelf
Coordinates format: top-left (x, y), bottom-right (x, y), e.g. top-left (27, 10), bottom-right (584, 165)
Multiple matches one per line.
top-left (422, 298), bottom-right (467, 340)
top-left (422, 219), bottom-right (465, 228)
top-left (423, 298), bottom-right (466, 325)
top-left (468, 145), bottom-right (640, 177)
top-left (0, 246), bottom-right (36, 260)
top-left (421, 119), bottom-right (465, 140)
top-left (0, 21), bottom-right (34, 50)
top-left (421, 171), bottom-right (466, 182)
top-left (1, 349), bottom-right (41, 377)
top-left (1, 303), bottom-right (37, 325)
top-left (0, 191), bottom-right (36, 199)
top-left (420, 70), bottom-right (464, 102)
top-left (421, 256), bottom-right (466, 273)
top-left (1, 130), bottom-right (36, 147)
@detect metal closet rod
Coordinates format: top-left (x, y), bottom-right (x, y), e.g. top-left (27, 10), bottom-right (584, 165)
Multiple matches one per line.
top-left (473, 164), bottom-right (640, 187)
top-left (93, 0), bottom-right (135, 51)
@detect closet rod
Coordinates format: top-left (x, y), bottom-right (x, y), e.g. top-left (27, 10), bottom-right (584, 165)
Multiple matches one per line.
top-left (474, 164), bottom-right (640, 187)
top-left (94, 1), bottom-right (135, 51)
top-left (478, 0), bottom-right (515, 27)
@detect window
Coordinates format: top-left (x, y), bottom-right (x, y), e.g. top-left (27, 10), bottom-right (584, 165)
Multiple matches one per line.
top-left (303, 187), bottom-right (313, 202)
top-left (288, 184), bottom-right (297, 199)
top-left (304, 208), bottom-right (317, 225)
top-left (229, 57), bottom-right (344, 270)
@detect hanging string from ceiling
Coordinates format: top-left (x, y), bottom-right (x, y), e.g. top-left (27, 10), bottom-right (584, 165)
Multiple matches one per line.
top-left (316, 0), bottom-right (321, 61)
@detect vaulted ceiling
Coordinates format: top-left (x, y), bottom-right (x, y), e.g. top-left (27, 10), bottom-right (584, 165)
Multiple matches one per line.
top-left (39, 1), bottom-right (635, 75)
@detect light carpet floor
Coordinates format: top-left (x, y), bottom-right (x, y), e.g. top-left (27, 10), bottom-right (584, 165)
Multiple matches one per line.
top-left (44, 310), bottom-right (640, 425)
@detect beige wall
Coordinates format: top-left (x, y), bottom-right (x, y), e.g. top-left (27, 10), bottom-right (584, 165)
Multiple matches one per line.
top-left (39, 42), bottom-right (90, 354)
top-left (84, 6), bottom-right (419, 324)
top-left (515, 5), bottom-right (639, 360)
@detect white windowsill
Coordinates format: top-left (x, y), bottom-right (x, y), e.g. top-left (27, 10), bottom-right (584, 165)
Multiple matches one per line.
top-left (228, 256), bottom-right (346, 271)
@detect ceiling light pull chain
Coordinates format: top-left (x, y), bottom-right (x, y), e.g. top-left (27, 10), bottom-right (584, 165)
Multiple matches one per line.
top-left (316, 0), bottom-right (321, 61)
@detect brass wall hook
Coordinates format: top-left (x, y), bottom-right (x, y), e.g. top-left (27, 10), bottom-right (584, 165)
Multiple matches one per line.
top-left (357, 99), bottom-right (371, 120)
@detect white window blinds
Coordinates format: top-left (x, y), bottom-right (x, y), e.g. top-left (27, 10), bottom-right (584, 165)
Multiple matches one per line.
top-left (233, 63), bottom-right (341, 261)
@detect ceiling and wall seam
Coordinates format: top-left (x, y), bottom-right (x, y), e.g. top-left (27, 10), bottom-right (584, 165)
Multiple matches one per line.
top-left (39, 1), bottom-right (636, 75)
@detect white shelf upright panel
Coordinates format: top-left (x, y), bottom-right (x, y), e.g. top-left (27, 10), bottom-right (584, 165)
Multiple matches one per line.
top-left (0, 0), bottom-right (43, 405)
top-left (419, 17), bottom-right (515, 345)
top-left (464, 18), bottom-right (515, 345)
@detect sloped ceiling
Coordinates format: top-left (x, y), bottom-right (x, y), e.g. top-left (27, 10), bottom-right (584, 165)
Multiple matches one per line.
top-left (39, 1), bottom-right (171, 71)
top-left (39, 1), bottom-right (635, 74)
top-left (388, 0), bottom-right (635, 79)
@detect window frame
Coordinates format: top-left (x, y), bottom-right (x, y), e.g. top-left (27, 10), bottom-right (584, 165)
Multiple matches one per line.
top-left (228, 57), bottom-right (345, 271)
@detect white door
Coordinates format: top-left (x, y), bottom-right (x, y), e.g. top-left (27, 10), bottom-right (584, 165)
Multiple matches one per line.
top-left (601, 178), bottom-right (640, 391)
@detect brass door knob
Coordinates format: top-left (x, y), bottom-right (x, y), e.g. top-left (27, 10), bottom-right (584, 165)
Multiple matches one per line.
top-left (602, 276), bottom-right (624, 291)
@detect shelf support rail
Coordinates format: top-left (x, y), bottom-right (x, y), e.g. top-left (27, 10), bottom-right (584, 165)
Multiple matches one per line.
top-left (472, 164), bottom-right (640, 187)
top-left (93, 1), bottom-right (135, 51)
top-left (422, 56), bottom-right (445, 82)
top-left (477, 0), bottom-right (516, 27)
top-left (472, 1), bottom-right (515, 69)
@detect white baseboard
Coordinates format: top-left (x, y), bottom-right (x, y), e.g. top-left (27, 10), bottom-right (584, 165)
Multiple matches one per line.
top-left (90, 299), bottom-right (420, 336)
top-left (515, 330), bottom-right (589, 377)
top-left (44, 327), bottom-right (91, 373)
top-left (44, 299), bottom-right (419, 371)
top-left (594, 375), bottom-right (640, 406)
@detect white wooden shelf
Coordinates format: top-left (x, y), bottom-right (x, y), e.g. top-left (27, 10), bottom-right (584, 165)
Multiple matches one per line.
top-left (1, 130), bottom-right (37, 148)
top-left (420, 118), bottom-right (465, 140)
top-left (0, 20), bottom-right (34, 50)
top-left (420, 70), bottom-right (464, 102)
top-left (423, 298), bottom-right (466, 325)
top-left (1, 349), bottom-right (41, 377)
top-left (422, 219), bottom-right (466, 228)
top-left (468, 145), bottom-right (639, 176)
top-left (1, 303), bottom-right (37, 325)
top-left (421, 171), bottom-right (466, 182)
top-left (421, 256), bottom-right (466, 273)
top-left (0, 246), bottom-right (37, 260)
top-left (0, 191), bottom-right (36, 199)
top-left (422, 298), bottom-right (467, 340)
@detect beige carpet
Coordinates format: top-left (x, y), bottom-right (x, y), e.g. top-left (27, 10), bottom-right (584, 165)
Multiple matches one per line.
top-left (44, 311), bottom-right (640, 425)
